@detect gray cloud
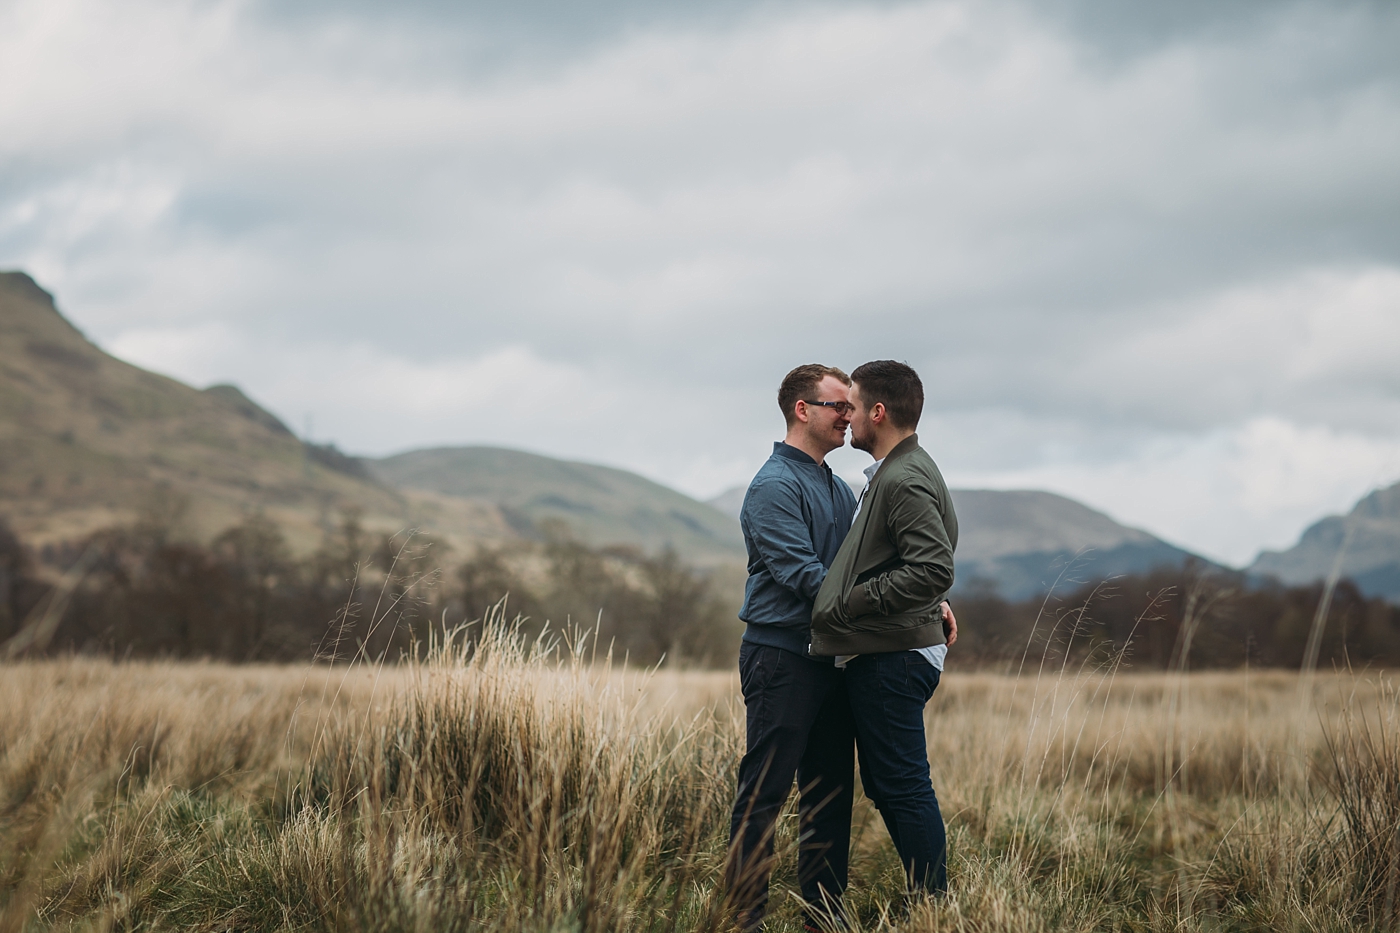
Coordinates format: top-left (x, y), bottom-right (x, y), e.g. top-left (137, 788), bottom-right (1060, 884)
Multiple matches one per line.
top-left (2, 0), bottom-right (1399, 563)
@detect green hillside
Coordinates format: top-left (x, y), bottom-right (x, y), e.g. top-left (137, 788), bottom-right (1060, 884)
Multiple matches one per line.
top-left (371, 447), bottom-right (744, 564)
top-left (0, 271), bottom-right (741, 563)
top-left (0, 271), bottom-right (440, 551)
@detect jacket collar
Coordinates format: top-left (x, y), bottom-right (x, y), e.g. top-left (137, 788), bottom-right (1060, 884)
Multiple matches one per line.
top-left (883, 432), bottom-right (920, 464)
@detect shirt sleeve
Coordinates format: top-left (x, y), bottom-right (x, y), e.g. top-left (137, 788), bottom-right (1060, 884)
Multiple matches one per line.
top-left (742, 476), bottom-right (828, 602)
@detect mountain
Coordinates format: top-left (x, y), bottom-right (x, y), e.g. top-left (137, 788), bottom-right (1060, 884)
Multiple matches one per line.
top-left (950, 489), bottom-right (1209, 599)
top-left (370, 448), bottom-right (744, 564)
top-left (0, 268), bottom-right (1216, 586)
top-left (706, 485), bottom-right (748, 521)
top-left (0, 271), bottom-right (746, 563)
top-left (0, 271), bottom-right (446, 550)
top-left (707, 480), bottom-right (1209, 599)
top-left (1250, 480), bottom-right (1400, 603)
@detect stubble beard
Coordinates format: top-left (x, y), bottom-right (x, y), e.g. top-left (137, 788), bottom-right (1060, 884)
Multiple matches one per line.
top-left (805, 420), bottom-right (844, 456)
top-left (850, 425), bottom-right (873, 453)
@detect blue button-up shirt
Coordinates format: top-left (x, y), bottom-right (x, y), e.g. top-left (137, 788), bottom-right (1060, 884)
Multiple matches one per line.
top-left (738, 442), bottom-right (858, 656)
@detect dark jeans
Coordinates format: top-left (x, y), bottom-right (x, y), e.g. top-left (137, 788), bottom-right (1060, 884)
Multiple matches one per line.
top-left (845, 651), bottom-right (946, 894)
top-left (727, 643), bottom-right (855, 929)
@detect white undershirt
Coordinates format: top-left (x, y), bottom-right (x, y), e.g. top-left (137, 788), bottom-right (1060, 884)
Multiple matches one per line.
top-left (835, 457), bottom-right (947, 671)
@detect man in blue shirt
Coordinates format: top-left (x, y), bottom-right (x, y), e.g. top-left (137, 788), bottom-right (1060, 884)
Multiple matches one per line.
top-left (726, 364), bottom-right (860, 932)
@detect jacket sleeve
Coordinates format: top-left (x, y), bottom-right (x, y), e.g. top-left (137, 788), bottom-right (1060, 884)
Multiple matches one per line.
top-left (849, 474), bottom-right (954, 617)
top-left (742, 476), bottom-right (828, 602)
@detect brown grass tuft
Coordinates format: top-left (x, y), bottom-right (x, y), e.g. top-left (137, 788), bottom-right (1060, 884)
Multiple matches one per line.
top-left (1, 607), bottom-right (1397, 931)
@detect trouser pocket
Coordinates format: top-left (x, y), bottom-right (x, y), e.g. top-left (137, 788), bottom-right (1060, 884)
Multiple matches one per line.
top-left (738, 642), bottom-right (779, 701)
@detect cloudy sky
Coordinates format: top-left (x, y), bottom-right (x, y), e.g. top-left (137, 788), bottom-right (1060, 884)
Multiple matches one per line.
top-left (3, 0), bottom-right (1399, 566)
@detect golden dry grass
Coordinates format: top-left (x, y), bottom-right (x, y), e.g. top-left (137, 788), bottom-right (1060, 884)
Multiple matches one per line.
top-left (1, 619), bottom-right (1397, 932)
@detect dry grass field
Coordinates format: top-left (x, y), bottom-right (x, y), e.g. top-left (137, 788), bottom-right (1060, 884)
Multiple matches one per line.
top-left (1, 616), bottom-right (1398, 932)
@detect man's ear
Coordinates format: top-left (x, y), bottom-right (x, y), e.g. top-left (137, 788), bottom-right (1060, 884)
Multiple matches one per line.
top-left (870, 402), bottom-right (885, 425)
top-left (793, 399), bottom-right (809, 424)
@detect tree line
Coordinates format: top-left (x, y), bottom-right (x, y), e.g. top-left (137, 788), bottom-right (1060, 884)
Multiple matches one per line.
top-left (0, 509), bottom-right (741, 666)
top-left (3, 510), bottom-right (1398, 669)
top-left (950, 561), bottom-right (1400, 671)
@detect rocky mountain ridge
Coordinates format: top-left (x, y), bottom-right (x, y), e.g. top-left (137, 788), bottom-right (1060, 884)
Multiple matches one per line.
top-left (1250, 480), bottom-right (1400, 603)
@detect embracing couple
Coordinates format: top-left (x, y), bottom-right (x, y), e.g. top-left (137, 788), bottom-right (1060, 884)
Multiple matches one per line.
top-left (724, 360), bottom-right (958, 932)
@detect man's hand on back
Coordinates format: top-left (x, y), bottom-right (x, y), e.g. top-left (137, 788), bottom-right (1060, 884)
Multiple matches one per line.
top-left (941, 601), bottom-right (957, 647)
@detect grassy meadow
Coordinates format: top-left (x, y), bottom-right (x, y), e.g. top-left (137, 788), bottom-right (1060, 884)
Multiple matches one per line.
top-left (1, 615), bottom-right (1398, 932)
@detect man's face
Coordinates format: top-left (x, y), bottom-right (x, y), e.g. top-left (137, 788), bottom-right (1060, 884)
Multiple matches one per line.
top-left (801, 375), bottom-right (852, 453)
top-left (848, 382), bottom-right (876, 453)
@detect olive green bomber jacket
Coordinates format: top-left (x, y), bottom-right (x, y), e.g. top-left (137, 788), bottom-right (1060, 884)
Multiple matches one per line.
top-left (810, 433), bottom-right (957, 656)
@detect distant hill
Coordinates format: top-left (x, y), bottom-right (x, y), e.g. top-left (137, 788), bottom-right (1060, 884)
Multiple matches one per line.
top-left (371, 448), bottom-right (744, 564)
top-left (0, 268), bottom-right (1226, 585)
top-left (706, 485), bottom-right (748, 521)
top-left (950, 489), bottom-right (1211, 600)
top-left (0, 271), bottom-right (444, 551)
top-left (1250, 479), bottom-right (1400, 603)
top-left (0, 271), bottom-right (746, 563)
top-left (708, 481), bottom-right (1211, 599)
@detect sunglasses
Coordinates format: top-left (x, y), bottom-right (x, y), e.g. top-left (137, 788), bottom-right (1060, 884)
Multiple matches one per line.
top-left (803, 400), bottom-right (855, 416)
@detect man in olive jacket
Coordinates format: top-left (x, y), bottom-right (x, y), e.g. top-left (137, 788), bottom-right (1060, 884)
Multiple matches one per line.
top-left (811, 360), bottom-right (958, 895)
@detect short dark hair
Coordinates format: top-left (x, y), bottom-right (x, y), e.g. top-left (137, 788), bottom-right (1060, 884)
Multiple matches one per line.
top-left (851, 360), bottom-right (923, 429)
top-left (778, 364), bottom-right (851, 427)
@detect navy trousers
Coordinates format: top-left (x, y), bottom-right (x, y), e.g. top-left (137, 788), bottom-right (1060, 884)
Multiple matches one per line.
top-left (845, 651), bottom-right (947, 894)
top-left (727, 642), bottom-right (855, 928)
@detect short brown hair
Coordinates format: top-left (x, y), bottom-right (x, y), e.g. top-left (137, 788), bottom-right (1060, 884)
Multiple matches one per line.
top-left (778, 364), bottom-right (851, 427)
top-left (851, 360), bottom-right (923, 429)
